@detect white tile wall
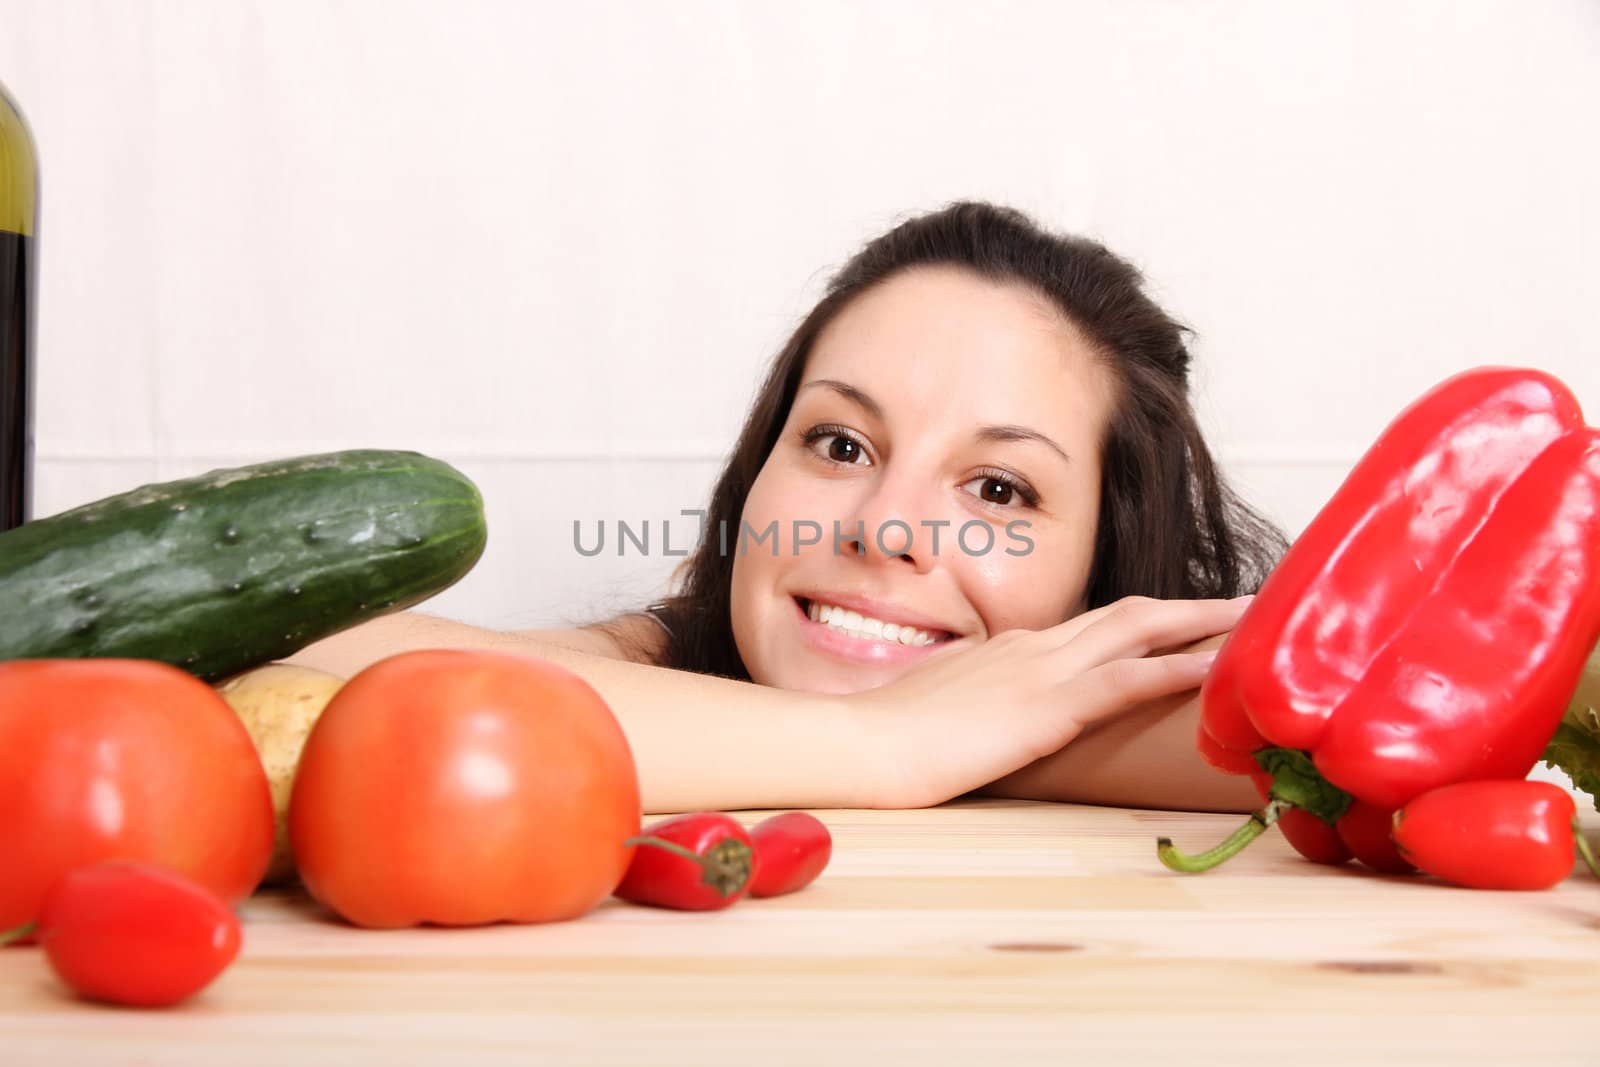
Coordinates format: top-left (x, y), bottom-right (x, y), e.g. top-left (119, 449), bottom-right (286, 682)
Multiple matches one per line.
top-left (9, 0), bottom-right (1600, 643)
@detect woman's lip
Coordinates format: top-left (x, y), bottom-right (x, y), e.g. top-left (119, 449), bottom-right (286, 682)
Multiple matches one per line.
top-left (792, 593), bottom-right (958, 639)
top-left (792, 597), bottom-right (958, 666)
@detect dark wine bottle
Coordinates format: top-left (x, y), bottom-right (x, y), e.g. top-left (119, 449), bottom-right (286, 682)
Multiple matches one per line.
top-left (1, 79), bottom-right (39, 531)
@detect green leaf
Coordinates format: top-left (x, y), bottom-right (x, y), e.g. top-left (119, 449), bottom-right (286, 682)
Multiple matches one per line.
top-left (1542, 641), bottom-right (1600, 814)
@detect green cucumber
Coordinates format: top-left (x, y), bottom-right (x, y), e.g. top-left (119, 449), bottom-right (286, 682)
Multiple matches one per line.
top-left (0, 449), bottom-right (487, 680)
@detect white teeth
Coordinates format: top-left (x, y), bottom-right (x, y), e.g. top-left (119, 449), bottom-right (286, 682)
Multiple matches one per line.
top-left (805, 600), bottom-right (941, 646)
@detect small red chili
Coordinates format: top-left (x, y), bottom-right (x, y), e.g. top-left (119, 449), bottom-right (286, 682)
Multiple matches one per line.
top-left (748, 812), bottom-right (832, 898)
top-left (1392, 779), bottom-right (1600, 891)
top-left (614, 812), bottom-right (756, 911)
top-left (1334, 799), bottom-right (1416, 875)
top-left (0, 861), bottom-right (243, 1007)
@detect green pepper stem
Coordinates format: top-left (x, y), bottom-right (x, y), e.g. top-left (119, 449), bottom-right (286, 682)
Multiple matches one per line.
top-left (1573, 818), bottom-right (1600, 880)
top-left (624, 834), bottom-right (754, 898)
top-left (624, 834), bottom-right (703, 865)
top-left (1157, 799), bottom-right (1289, 874)
top-left (0, 921), bottom-right (38, 947)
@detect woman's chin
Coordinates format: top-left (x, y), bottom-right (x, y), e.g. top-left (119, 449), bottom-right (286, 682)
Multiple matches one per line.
top-left (767, 660), bottom-right (899, 697)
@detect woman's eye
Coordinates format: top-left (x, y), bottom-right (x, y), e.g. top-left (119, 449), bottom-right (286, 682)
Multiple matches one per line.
top-left (963, 475), bottom-right (1037, 509)
top-left (800, 426), bottom-right (870, 465)
top-left (825, 435), bottom-right (863, 463)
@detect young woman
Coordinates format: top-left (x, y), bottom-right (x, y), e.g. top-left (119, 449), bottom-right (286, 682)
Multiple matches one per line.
top-left (288, 201), bottom-right (1286, 816)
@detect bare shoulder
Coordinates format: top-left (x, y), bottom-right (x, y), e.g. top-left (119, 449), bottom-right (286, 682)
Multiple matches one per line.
top-left (283, 610), bottom-right (666, 677)
top-left (519, 612), bottom-right (668, 665)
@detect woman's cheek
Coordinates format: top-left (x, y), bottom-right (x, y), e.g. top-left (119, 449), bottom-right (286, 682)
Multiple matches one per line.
top-left (963, 523), bottom-right (1091, 633)
top-left (727, 475), bottom-right (799, 683)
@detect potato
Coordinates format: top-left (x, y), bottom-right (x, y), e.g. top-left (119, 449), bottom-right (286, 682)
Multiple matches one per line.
top-left (217, 663), bottom-right (345, 885)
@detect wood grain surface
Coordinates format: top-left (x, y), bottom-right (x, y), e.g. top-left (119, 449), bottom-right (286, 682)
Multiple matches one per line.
top-left (4, 798), bottom-right (1598, 1066)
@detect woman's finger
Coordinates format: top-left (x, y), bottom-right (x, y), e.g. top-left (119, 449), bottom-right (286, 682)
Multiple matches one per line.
top-left (1050, 650), bottom-right (1219, 733)
top-left (1039, 594), bottom-right (1251, 652)
top-left (1033, 598), bottom-right (1128, 644)
top-left (1048, 595), bottom-right (1250, 668)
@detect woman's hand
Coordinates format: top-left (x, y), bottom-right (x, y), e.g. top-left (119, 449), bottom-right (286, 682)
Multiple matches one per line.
top-left (843, 595), bottom-right (1253, 808)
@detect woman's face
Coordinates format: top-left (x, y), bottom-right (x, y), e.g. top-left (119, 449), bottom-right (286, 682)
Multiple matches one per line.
top-left (730, 265), bottom-right (1118, 695)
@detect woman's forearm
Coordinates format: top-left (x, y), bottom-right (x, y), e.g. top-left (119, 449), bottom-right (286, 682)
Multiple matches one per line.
top-left (284, 614), bottom-right (872, 814)
top-left (533, 645), bottom-right (874, 813)
top-left (977, 689), bottom-right (1260, 813)
top-left (284, 611), bottom-right (1259, 816)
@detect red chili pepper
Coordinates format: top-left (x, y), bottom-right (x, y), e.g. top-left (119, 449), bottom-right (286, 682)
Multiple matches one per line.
top-left (748, 812), bottom-right (832, 898)
top-left (1161, 367), bottom-right (1600, 873)
top-left (0, 861), bottom-right (242, 1007)
top-left (1328, 798), bottom-right (1411, 874)
top-left (614, 812), bottom-right (756, 911)
top-left (1392, 779), bottom-right (1600, 890)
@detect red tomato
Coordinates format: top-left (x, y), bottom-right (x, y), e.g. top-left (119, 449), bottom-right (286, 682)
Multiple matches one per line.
top-left (0, 660), bottom-right (275, 935)
top-left (33, 861), bottom-right (242, 1008)
top-left (288, 649), bottom-right (641, 928)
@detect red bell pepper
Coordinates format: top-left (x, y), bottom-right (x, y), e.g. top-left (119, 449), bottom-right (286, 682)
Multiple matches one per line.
top-left (1161, 367), bottom-right (1600, 873)
top-left (1392, 779), bottom-right (1600, 890)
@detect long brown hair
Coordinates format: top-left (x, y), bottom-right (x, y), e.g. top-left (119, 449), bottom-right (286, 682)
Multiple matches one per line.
top-left (597, 201), bottom-right (1286, 676)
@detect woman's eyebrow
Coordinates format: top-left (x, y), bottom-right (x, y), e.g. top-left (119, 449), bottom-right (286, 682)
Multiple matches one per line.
top-left (975, 425), bottom-right (1072, 465)
top-left (799, 378), bottom-right (1071, 466)
top-left (799, 378), bottom-right (883, 420)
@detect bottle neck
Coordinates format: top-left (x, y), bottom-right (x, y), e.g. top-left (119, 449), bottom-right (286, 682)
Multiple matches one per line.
top-left (0, 81), bottom-right (39, 238)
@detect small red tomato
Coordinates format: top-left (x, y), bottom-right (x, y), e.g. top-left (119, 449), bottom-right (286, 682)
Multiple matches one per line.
top-left (614, 812), bottom-right (755, 911)
top-left (749, 812), bottom-right (832, 898)
top-left (1393, 779), bottom-right (1577, 891)
top-left (31, 861), bottom-right (242, 1007)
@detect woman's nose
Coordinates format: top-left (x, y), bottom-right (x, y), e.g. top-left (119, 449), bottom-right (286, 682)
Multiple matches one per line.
top-left (838, 472), bottom-right (944, 571)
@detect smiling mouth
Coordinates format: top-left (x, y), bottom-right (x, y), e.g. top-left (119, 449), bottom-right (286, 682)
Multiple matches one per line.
top-left (794, 597), bottom-right (958, 645)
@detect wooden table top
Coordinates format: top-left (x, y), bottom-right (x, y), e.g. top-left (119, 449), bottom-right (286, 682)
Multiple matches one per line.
top-left (4, 797), bottom-right (1597, 1066)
